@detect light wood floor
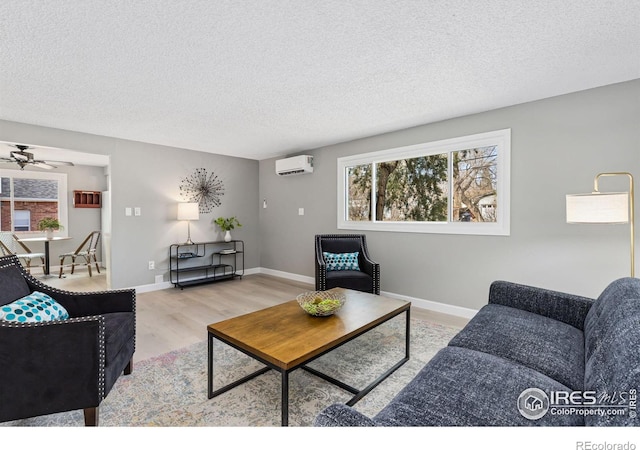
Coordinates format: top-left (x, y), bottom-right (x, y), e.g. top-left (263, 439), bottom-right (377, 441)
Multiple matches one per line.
top-left (40, 266), bottom-right (109, 292)
top-left (42, 271), bottom-right (469, 362)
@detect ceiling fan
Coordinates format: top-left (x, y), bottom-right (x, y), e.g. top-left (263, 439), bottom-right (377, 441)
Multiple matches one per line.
top-left (0, 144), bottom-right (75, 170)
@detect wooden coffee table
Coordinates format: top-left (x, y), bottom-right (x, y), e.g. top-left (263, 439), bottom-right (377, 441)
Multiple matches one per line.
top-left (207, 288), bottom-right (410, 426)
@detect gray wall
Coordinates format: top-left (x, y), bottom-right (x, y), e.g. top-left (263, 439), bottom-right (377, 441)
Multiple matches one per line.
top-left (0, 121), bottom-right (259, 289)
top-left (2, 79), bottom-right (637, 305)
top-left (259, 80), bottom-right (640, 309)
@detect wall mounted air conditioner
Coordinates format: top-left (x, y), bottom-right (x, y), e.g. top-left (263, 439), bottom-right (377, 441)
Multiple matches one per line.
top-left (275, 155), bottom-right (314, 176)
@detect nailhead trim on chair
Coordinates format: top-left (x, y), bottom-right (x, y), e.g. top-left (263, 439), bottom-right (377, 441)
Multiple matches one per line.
top-left (98, 315), bottom-right (106, 400)
top-left (0, 315), bottom-right (107, 399)
top-left (2, 254), bottom-right (137, 353)
top-left (315, 234), bottom-right (380, 294)
top-left (0, 254), bottom-right (136, 401)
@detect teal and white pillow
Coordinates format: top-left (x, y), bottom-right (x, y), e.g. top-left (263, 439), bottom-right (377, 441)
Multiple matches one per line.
top-left (0, 291), bottom-right (69, 323)
top-left (323, 251), bottom-right (360, 271)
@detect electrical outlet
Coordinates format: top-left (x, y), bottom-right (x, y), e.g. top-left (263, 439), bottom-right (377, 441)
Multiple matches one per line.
top-left (148, 261), bottom-right (155, 270)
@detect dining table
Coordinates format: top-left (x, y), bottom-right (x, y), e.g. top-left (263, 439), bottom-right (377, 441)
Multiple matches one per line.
top-left (18, 236), bottom-right (72, 277)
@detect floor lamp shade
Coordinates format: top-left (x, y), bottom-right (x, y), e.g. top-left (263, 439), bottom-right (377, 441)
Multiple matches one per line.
top-left (566, 192), bottom-right (629, 224)
top-left (565, 171), bottom-right (634, 278)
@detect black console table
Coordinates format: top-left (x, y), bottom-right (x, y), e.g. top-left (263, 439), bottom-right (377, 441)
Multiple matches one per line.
top-left (169, 240), bottom-right (244, 289)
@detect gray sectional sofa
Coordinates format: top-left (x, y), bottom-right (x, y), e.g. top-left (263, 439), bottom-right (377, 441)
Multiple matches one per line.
top-left (314, 277), bottom-right (640, 426)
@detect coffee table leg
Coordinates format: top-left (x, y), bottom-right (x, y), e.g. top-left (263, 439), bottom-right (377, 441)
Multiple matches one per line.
top-left (301, 307), bottom-right (411, 408)
top-left (208, 332), bottom-right (214, 398)
top-left (405, 308), bottom-right (411, 360)
top-left (281, 370), bottom-right (289, 426)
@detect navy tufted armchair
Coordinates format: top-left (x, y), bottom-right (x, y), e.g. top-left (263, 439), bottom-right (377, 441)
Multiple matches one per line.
top-left (0, 254), bottom-right (135, 426)
top-left (315, 234), bottom-right (380, 294)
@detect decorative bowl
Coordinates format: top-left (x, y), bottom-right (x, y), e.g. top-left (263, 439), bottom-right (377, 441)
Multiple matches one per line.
top-left (296, 291), bottom-right (346, 317)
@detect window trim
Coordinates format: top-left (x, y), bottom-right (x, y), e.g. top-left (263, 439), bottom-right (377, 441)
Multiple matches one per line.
top-left (337, 129), bottom-right (511, 236)
top-left (0, 169), bottom-right (69, 237)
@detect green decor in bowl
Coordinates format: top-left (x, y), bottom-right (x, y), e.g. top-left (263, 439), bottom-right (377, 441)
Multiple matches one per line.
top-left (296, 290), bottom-right (346, 317)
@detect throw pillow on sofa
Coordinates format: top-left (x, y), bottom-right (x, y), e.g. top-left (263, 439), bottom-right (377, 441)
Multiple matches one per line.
top-left (0, 291), bottom-right (69, 323)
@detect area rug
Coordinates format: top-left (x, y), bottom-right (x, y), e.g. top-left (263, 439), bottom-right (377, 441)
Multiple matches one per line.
top-left (3, 315), bottom-right (460, 427)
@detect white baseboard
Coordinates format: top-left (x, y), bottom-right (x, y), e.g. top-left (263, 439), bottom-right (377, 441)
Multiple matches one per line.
top-left (257, 268), bottom-right (477, 319)
top-left (380, 290), bottom-right (478, 319)
top-left (131, 267), bottom-right (478, 320)
top-left (259, 267), bottom-right (315, 285)
top-left (135, 280), bottom-right (173, 293)
top-left (243, 267), bottom-right (263, 276)
top-left (132, 267), bottom-right (263, 293)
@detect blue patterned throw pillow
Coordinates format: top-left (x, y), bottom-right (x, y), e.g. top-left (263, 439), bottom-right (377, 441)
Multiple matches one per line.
top-left (0, 291), bottom-right (69, 323)
top-left (323, 251), bottom-right (360, 271)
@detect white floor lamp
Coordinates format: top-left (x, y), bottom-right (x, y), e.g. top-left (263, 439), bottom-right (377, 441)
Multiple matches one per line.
top-left (566, 172), bottom-right (635, 277)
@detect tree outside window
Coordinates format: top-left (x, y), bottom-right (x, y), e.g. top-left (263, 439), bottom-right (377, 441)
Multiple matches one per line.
top-left (338, 129), bottom-right (510, 236)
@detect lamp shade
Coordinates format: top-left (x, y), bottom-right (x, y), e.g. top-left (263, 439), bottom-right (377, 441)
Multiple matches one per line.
top-left (177, 202), bottom-right (200, 221)
top-left (566, 192), bottom-right (629, 224)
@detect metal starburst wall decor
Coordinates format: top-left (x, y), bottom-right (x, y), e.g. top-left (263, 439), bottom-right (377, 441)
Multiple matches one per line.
top-left (179, 168), bottom-right (225, 213)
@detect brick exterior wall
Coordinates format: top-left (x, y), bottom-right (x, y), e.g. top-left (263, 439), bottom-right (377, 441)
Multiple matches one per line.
top-left (1, 200), bottom-right (58, 232)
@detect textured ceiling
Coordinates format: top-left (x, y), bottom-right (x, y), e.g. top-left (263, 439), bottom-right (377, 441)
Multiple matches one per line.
top-left (1, 1), bottom-right (639, 161)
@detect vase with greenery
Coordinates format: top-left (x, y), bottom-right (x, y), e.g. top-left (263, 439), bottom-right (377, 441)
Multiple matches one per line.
top-left (214, 217), bottom-right (241, 242)
top-left (38, 217), bottom-right (63, 239)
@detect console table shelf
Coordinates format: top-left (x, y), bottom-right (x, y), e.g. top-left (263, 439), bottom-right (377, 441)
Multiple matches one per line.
top-left (169, 240), bottom-right (244, 289)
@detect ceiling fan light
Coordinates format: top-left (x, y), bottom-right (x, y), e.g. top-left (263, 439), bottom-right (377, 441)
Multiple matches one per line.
top-left (3, 144), bottom-right (74, 170)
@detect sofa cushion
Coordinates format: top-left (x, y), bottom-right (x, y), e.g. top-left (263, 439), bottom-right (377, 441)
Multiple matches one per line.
top-left (583, 278), bottom-right (640, 426)
top-left (314, 403), bottom-right (376, 427)
top-left (488, 280), bottom-right (594, 330)
top-left (0, 264), bottom-right (31, 306)
top-left (584, 277), bottom-right (640, 360)
top-left (323, 251), bottom-right (360, 271)
top-left (0, 291), bottom-right (69, 323)
top-left (373, 346), bottom-right (584, 426)
top-left (448, 304), bottom-right (585, 391)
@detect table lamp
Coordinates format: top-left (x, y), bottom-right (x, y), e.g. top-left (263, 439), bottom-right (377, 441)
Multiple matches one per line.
top-left (177, 202), bottom-right (200, 245)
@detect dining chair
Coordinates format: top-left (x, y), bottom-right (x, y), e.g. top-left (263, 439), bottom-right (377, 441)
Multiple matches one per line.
top-left (58, 231), bottom-right (101, 278)
top-left (0, 231), bottom-right (46, 274)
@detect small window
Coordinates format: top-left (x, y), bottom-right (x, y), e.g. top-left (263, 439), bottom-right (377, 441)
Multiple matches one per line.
top-left (13, 210), bottom-right (31, 231)
top-left (337, 129), bottom-right (510, 236)
top-left (0, 170), bottom-right (68, 236)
